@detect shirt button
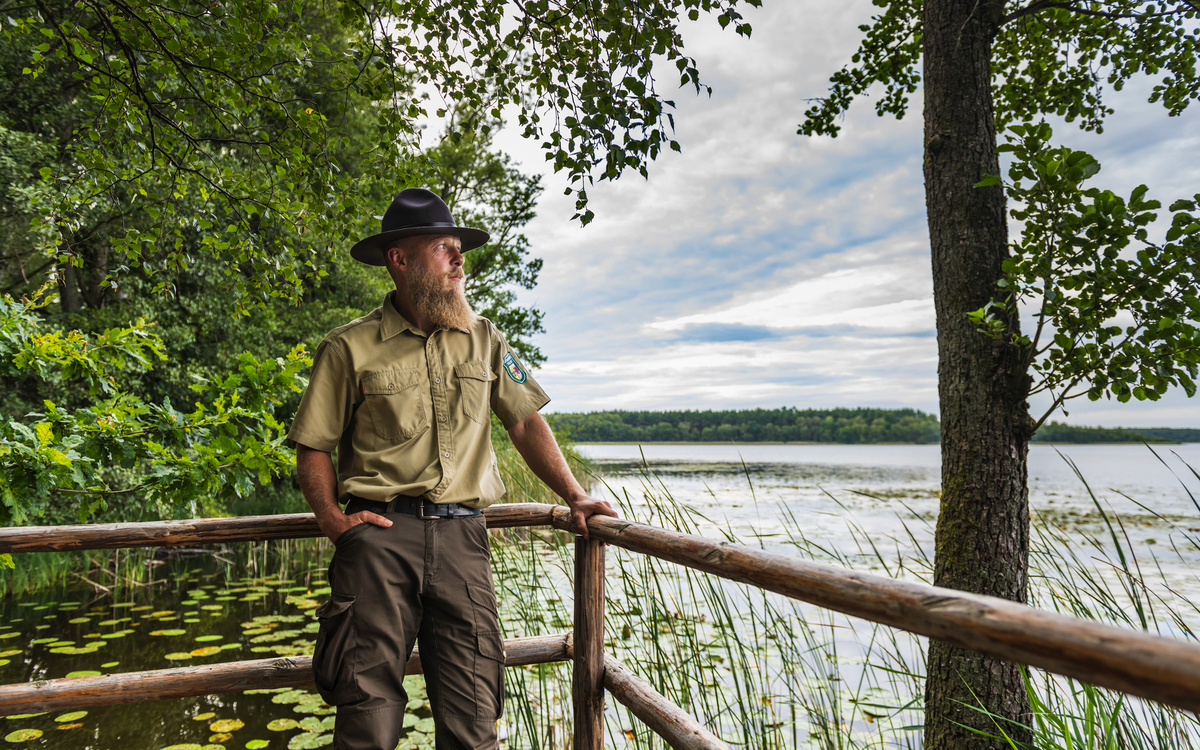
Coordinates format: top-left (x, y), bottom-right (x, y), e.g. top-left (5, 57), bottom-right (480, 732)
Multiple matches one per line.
top-left (434, 378), bottom-right (441, 384)
top-left (443, 452), bottom-right (450, 458)
top-left (438, 416), bottom-right (445, 422)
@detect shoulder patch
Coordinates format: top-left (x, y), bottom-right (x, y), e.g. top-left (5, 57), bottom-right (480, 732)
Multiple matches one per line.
top-left (503, 352), bottom-right (527, 384)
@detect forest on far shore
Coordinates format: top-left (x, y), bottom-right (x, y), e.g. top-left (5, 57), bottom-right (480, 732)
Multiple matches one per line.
top-left (545, 408), bottom-right (1198, 445)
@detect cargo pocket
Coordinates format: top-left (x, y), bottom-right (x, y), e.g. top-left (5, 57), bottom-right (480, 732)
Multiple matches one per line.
top-left (362, 368), bottom-right (428, 441)
top-left (454, 361), bottom-right (495, 424)
top-left (467, 583), bottom-right (505, 719)
top-left (313, 594), bottom-right (363, 705)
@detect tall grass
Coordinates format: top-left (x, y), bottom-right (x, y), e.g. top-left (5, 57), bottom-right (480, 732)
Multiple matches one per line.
top-left (490, 444), bottom-right (1200, 750)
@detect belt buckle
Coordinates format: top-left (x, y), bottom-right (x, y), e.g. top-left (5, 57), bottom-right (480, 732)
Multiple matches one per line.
top-left (417, 500), bottom-right (440, 521)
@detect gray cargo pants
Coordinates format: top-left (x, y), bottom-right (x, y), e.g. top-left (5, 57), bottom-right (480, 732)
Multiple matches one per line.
top-left (313, 507), bottom-right (504, 750)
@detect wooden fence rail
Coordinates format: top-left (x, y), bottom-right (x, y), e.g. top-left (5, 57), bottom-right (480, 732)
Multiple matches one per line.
top-left (5, 502), bottom-right (1200, 737)
top-left (0, 635), bottom-right (570, 716)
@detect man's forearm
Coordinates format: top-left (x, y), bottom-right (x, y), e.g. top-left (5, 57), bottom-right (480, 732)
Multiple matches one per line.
top-left (296, 445), bottom-right (345, 528)
top-left (506, 413), bottom-right (585, 502)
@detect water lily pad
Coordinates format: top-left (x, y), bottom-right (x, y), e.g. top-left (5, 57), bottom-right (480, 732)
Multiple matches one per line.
top-left (130, 605), bottom-right (153, 611)
top-left (67, 617), bottom-right (91, 624)
top-left (285, 596), bottom-right (319, 610)
top-left (150, 629), bottom-right (188, 637)
top-left (184, 618), bottom-right (202, 624)
top-left (194, 713), bottom-right (216, 721)
top-left (203, 745), bottom-right (226, 750)
top-left (209, 732), bottom-right (233, 743)
top-left (101, 661), bottom-right (119, 668)
top-left (181, 600), bottom-right (200, 606)
top-left (271, 691), bottom-right (306, 705)
top-left (65, 670), bottom-right (101, 678)
top-left (220, 643), bottom-right (242, 651)
top-left (165, 652), bottom-right (195, 660)
top-left (210, 719), bottom-right (245, 733)
top-left (0, 659), bottom-right (8, 666)
top-left (414, 718), bottom-right (435, 733)
top-left (55, 711), bottom-right (88, 722)
top-left (83, 633), bottom-right (104, 639)
top-left (267, 719), bottom-right (299, 731)
top-left (150, 611), bottom-right (176, 617)
top-left (4, 713), bottom-right (47, 719)
top-left (215, 596), bottom-right (237, 601)
top-left (297, 716), bottom-right (323, 732)
top-left (111, 602), bottom-right (136, 608)
top-left (195, 635), bottom-right (223, 643)
top-left (101, 631), bottom-right (132, 639)
top-left (191, 646), bottom-right (223, 657)
top-left (246, 741), bottom-right (270, 749)
top-left (159, 745), bottom-right (204, 750)
top-left (288, 733), bottom-right (332, 750)
top-left (57, 723), bottom-right (84, 730)
top-left (200, 605), bottom-right (225, 611)
top-left (29, 638), bottom-right (57, 644)
top-left (4, 728), bottom-right (43, 742)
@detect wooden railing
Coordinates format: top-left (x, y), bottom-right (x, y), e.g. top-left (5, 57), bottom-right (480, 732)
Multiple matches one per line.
top-left (4, 502), bottom-right (1200, 750)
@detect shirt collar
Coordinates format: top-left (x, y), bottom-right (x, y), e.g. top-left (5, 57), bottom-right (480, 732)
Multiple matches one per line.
top-left (380, 291), bottom-right (424, 341)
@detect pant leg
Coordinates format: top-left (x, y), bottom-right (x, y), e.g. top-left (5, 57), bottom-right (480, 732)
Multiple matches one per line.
top-left (419, 514), bottom-right (505, 750)
top-left (318, 514), bottom-right (425, 750)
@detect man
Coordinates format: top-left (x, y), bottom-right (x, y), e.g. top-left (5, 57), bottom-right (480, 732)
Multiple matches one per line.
top-left (288, 188), bottom-right (617, 750)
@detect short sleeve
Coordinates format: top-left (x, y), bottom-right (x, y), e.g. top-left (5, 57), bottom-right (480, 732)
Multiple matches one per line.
top-left (288, 338), bottom-right (359, 452)
top-left (488, 323), bottom-right (550, 429)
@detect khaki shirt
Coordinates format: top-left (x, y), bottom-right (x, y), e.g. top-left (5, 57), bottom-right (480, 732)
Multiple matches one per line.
top-left (288, 292), bottom-right (550, 509)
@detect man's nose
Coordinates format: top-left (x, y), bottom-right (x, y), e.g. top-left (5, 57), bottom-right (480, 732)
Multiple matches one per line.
top-left (451, 250), bottom-right (464, 266)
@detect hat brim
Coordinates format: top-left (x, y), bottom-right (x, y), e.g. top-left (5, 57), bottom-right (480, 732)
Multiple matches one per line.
top-left (350, 226), bottom-right (490, 266)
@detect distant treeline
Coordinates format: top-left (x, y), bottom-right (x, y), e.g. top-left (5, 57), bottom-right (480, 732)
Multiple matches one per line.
top-left (1030, 422), bottom-right (1194, 444)
top-left (546, 409), bottom-right (1198, 444)
top-left (547, 408), bottom-right (941, 444)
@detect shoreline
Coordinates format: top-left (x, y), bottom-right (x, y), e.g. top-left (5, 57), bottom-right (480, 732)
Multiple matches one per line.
top-left (572, 440), bottom-right (1186, 446)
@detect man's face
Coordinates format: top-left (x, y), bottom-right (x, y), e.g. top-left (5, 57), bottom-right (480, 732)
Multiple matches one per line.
top-left (405, 235), bottom-right (465, 290)
top-left (393, 235), bottom-right (475, 329)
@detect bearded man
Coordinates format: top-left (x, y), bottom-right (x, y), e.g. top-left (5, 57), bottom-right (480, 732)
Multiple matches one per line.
top-left (288, 188), bottom-right (616, 750)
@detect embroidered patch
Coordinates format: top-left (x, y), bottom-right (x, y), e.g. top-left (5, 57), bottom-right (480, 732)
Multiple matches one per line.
top-left (503, 352), bottom-right (527, 384)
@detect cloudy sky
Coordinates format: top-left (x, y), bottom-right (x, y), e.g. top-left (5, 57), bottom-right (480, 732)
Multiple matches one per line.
top-left (487, 1), bottom-right (1199, 427)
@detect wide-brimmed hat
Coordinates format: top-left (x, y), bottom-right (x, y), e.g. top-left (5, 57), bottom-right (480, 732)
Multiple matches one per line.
top-left (350, 188), bottom-right (489, 265)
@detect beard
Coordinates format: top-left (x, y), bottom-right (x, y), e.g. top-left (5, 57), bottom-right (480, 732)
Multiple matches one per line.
top-left (407, 261), bottom-right (477, 331)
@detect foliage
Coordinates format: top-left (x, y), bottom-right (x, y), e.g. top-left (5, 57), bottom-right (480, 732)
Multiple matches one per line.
top-left (3, 0), bottom-right (418, 309)
top-left (548, 407), bottom-right (943, 443)
top-left (799, 1), bottom-right (1200, 139)
top-left (970, 123), bottom-right (1200, 426)
top-left (1, 0), bottom-right (760, 321)
top-left (0, 289), bottom-right (308, 532)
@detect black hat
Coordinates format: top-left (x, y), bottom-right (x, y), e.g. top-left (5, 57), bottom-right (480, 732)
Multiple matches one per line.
top-left (350, 188), bottom-right (490, 265)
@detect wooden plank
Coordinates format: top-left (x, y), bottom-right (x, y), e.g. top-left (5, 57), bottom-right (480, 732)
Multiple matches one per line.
top-left (0, 633), bottom-right (570, 716)
top-left (0, 503), bottom-right (558, 553)
top-left (574, 537), bottom-right (606, 750)
top-left (553, 509), bottom-right (1200, 714)
top-left (603, 655), bottom-right (730, 750)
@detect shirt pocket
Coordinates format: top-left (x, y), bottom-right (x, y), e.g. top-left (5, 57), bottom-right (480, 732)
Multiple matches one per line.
top-left (361, 368), bottom-right (428, 441)
top-left (454, 361), bottom-right (496, 424)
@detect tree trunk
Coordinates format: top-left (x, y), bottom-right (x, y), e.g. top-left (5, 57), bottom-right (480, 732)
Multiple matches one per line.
top-left (922, 1), bottom-right (1033, 749)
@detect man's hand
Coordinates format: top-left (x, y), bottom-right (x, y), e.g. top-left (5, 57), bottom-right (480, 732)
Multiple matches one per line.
top-left (296, 444), bottom-right (393, 543)
top-left (566, 493), bottom-right (619, 540)
top-left (319, 509), bottom-right (392, 545)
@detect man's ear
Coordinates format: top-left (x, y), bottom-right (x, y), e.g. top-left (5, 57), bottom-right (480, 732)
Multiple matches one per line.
top-left (384, 244), bottom-right (406, 271)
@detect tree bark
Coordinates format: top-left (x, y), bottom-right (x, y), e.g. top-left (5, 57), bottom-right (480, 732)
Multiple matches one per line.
top-left (922, 1), bottom-right (1033, 748)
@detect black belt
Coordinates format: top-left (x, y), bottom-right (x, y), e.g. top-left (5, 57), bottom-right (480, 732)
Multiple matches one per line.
top-left (346, 495), bottom-right (482, 519)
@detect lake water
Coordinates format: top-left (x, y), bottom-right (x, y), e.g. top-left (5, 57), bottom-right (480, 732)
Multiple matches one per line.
top-left (578, 442), bottom-right (1200, 565)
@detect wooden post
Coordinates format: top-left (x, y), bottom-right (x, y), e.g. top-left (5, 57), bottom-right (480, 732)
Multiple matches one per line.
top-left (574, 536), bottom-right (605, 750)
